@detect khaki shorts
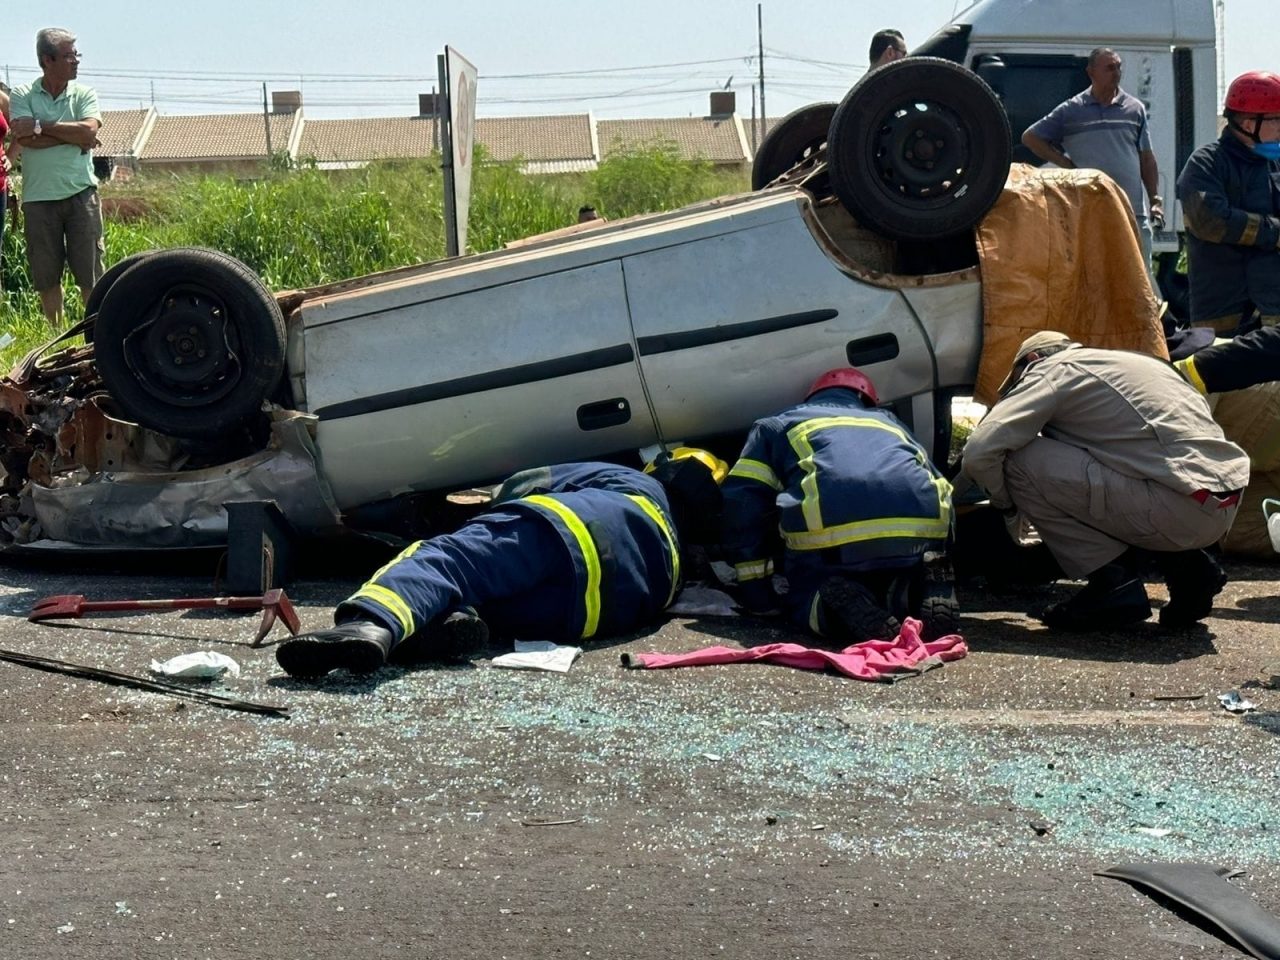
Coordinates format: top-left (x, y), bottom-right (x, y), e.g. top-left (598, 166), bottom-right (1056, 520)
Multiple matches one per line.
top-left (22, 187), bottom-right (105, 292)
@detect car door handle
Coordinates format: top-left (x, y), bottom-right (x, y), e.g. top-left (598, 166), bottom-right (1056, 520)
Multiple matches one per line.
top-left (577, 398), bottom-right (632, 431)
top-left (846, 333), bottom-right (900, 366)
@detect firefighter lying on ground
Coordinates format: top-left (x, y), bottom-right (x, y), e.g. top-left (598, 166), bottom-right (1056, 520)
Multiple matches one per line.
top-left (276, 451), bottom-right (726, 680)
top-left (718, 367), bottom-right (958, 643)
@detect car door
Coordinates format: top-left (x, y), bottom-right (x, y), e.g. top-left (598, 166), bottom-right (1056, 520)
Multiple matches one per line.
top-left (300, 258), bottom-right (656, 509)
top-left (623, 196), bottom-right (939, 445)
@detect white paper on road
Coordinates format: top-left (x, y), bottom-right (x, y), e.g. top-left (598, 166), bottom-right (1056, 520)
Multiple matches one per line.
top-left (149, 651), bottom-right (241, 679)
top-left (491, 640), bottom-right (582, 673)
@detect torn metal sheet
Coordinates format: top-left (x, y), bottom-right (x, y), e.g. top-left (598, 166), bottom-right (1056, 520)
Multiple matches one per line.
top-left (32, 415), bottom-right (341, 547)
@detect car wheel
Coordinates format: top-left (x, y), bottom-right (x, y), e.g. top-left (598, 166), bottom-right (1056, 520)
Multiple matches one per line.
top-left (751, 102), bottom-right (837, 190)
top-left (827, 57), bottom-right (1011, 241)
top-left (93, 247), bottom-right (286, 439)
top-left (82, 250), bottom-right (158, 344)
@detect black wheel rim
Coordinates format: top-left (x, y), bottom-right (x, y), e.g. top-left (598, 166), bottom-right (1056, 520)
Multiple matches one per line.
top-left (121, 285), bottom-right (243, 408)
top-left (871, 98), bottom-right (972, 202)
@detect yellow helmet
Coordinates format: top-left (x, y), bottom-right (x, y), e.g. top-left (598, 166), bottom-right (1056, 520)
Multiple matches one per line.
top-left (644, 446), bottom-right (729, 484)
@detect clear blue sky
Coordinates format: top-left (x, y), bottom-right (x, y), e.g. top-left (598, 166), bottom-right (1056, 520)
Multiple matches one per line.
top-left (2, 1), bottom-right (1269, 121)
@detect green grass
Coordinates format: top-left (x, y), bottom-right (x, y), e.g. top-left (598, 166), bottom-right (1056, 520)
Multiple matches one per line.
top-left (0, 144), bottom-right (748, 367)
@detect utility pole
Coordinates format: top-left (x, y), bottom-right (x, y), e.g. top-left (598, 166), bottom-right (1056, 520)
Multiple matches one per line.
top-left (432, 84), bottom-right (440, 153)
top-left (757, 4), bottom-right (766, 149)
top-left (262, 82), bottom-right (274, 159)
top-left (150, 80), bottom-right (155, 106)
top-left (1214, 0), bottom-right (1226, 106)
top-left (751, 87), bottom-right (758, 154)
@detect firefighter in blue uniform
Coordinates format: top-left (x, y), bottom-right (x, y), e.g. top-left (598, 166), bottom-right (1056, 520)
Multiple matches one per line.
top-left (1176, 70), bottom-right (1280, 336)
top-left (276, 452), bottom-right (726, 680)
top-left (720, 367), bottom-right (957, 642)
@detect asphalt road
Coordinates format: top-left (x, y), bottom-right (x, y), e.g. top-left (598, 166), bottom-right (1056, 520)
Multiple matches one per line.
top-left (2, 555), bottom-right (1279, 959)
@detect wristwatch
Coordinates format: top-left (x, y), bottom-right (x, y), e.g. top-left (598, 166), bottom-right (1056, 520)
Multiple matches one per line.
top-left (32, 118), bottom-right (41, 136)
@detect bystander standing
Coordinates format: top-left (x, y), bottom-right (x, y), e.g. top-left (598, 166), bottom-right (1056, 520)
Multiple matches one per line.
top-left (869, 29), bottom-right (907, 69)
top-left (9, 27), bottom-right (103, 325)
top-left (1022, 48), bottom-right (1163, 289)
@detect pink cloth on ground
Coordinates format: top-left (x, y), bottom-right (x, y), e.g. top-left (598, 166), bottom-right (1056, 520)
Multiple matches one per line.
top-left (622, 617), bottom-right (967, 682)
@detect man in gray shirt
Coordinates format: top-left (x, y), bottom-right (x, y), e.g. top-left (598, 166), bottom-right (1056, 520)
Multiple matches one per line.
top-left (1022, 48), bottom-right (1163, 284)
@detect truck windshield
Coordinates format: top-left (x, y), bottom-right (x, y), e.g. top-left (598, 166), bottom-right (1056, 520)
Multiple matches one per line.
top-left (972, 54), bottom-right (1090, 164)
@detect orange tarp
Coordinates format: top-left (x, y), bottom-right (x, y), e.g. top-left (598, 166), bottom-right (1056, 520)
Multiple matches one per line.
top-left (972, 164), bottom-right (1166, 406)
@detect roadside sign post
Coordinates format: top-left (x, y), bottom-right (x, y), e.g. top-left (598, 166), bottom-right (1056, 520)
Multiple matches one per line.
top-left (437, 46), bottom-right (478, 257)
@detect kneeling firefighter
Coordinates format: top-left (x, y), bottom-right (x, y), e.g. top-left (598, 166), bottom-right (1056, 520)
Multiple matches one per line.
top-left (720, 367), bottom-right (958, 642)
top-left (276, 452), bottom-right (726, 679)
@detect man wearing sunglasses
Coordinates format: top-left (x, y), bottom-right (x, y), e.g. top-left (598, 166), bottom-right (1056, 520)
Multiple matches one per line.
top-left (10, 27), bottom-right (103, 326)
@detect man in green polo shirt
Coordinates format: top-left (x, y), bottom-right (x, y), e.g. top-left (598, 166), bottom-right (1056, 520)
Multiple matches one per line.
top-left (10, 27), bottom-right (103, 326)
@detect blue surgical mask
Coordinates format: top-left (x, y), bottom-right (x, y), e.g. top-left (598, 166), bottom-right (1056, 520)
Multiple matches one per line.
top-left (1255, 140), bottom-right (1280, 161)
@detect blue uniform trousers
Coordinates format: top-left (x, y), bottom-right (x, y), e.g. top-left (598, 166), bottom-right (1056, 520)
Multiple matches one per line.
top-left (338, 506), bottom-right (576, 643)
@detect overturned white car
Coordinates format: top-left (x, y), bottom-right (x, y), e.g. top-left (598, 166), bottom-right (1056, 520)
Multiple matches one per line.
top-left (2, 59), bottom-right (1014, 548)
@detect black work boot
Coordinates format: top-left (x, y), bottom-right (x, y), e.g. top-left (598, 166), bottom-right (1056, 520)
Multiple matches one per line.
top-left (1038, 557), bottom-right (1152, 631)
top-left (1156, 549), bottom-right (1228, 628)
top-left (275, 620), bottom-right (395, 679)
top-left (819, 576), bottom-right (901, 643)
top-left (917, 557), bottom-right (961, 640)
top-left (393, 607), bottom-right (490, 664)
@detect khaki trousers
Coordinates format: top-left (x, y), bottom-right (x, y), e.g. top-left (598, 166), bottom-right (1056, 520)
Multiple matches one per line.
top-left (1004, 437), bottom-right (1238, 578)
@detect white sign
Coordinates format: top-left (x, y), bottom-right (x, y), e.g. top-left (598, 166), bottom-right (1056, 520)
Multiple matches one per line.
top-left (438, 46), bottom-right (478, 257)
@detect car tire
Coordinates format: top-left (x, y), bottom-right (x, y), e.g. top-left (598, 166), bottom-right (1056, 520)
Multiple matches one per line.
top-left (83, 250), bottom-right (158, 344)
top-left (93, 247), bottom-right (286, 439)
top-left (827, 57), bottom-right (1011, 241)
top-left (751, 102), bottom-right (837, 190)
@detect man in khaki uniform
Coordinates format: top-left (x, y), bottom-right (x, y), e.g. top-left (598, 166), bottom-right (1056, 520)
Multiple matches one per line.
top-left (961, 331), bottom-right (1250, 630)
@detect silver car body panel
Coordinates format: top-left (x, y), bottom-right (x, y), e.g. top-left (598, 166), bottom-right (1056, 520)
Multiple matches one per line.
top-left (292, 188), bottom-right (981, 508)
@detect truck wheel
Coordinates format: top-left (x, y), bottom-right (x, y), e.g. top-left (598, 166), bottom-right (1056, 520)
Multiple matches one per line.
top-left (93, 248), bottom-right (286, 439)
top-left (827, 57), bottom-right (1011, 241)
top-left (83, 250), bottom-right (158, 343)
top-left (751, 102), bottom-right (837, 190)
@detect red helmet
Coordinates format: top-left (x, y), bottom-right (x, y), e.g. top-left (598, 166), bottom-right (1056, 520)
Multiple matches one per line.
top-left (1224, 71), bottom-right (1280, 115)
top-left (805, 367), bottom-right (878, 405)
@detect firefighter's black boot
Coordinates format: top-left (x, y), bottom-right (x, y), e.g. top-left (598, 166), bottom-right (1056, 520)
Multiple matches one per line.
top-left (918, 556), bottom-right (961, 640)
top-left (276, 620), bottom-right (395, 679)
top-left (819, 576), bottom-right (901, 643)
top-left (1156, 549), bottom-right (1227, 628)
top-left (393, 607), bottom-right (490, 664)
top-left (1038, 552), bottom-right (1152, 631)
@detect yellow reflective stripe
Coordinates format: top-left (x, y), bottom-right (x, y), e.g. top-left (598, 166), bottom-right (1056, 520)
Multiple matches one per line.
top-left (626, 493), bottom-right (681, 606)
top-left (348, 583), bottom-right (416, 639)
top-left (525, 495), bottom-right (601, 639)
top-left (808, 592), bottom-right (824, 636)
top-left (1241, 212), bottom-right (1261, 246)
top-left (786, 416), bottom-right (932, 532)
top-left (734, 559), bottom-right (773, 581)
top-left (728, 458), bottom-right (783, 491)
top-left (345, 539), bottom-right (425, 638)
top-left (783, 515), bottom-right (953, 551)
top-left (1177, 356), bottom-right (1208, 396)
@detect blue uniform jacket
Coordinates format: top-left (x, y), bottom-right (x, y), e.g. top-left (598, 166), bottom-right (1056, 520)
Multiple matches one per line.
top-left (492, 462), bottom-right (681, 639)
top-left (721, 390), bottom-right (952, 601)
top-left (1176, 131), bottom-right (1280, 327)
